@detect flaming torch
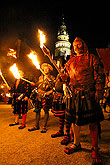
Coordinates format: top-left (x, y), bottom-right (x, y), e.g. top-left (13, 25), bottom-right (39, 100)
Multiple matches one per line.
top-left (7, 48), bottom-right (17, 59)
top-left (38, 29), bottom-right (50, 55)
top-left (28, 51), bottom-right (51, 81)
top-left (38, 29), bottom-right (61, 74)
top-left (9, 63), bottom-right (20, 79)
top-left (28, 51), bottom-right (40, 70)
top-left (38, 29), bottom-right (46, 48)
top-left (0, 70), bottom-right (10, 89)
top-left (10, 63), bottom-right (33, 84)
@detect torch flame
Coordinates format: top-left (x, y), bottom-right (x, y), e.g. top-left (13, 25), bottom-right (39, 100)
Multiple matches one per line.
top-left (7, 48), bottom-right (17, 59)
top-left (38, 29), bottom-right (45, 48)
top-left (28, 51), bottom-right (40, 69)
top-left (10, 63), bottom-right (21, 79)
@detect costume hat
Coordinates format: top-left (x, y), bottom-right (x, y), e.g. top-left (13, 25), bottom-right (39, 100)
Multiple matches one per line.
top-left (41, 63), bottom-right (53, 71)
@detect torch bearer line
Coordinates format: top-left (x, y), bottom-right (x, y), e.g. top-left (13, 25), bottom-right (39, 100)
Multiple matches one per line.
top-left (0, 73), bottom-right (10, 89)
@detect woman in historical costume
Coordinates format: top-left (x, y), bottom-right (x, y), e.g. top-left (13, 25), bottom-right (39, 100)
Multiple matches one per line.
top-left (64, 37), bottom-right (105, 165)
top-left (9, 70), bottom-right (32, 129)
top-left (28, 63), bottom-right (55, 133)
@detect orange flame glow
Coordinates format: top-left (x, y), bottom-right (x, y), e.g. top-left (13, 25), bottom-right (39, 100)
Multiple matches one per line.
top-left (28, 51), bottom-right (40, 69)
top-left (10, 63), bottom-right (20, 79)
top-left (7, 48), bottom-right (17, 59)
top-left (0, 70), bottom-right (10, 89)
top-left (38, 29), bottom-right (45, 48)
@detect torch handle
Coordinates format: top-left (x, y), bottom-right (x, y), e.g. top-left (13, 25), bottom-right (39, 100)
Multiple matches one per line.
top-left (0, 74), bottom-right (10, 89)
top-left (41, 45), bottom-right (62, 75)
top-left (21, 78), bottom-right (33, 84)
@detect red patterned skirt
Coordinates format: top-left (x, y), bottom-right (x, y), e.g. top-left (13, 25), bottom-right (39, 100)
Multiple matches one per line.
top-left (52, 92), bottom-right (65, 117)
top-left (13, 100), bottom-right (28, 115)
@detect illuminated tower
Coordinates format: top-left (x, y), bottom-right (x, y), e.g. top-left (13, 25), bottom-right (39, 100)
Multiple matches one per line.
top-left (55, 17), bottom-right (71, 60)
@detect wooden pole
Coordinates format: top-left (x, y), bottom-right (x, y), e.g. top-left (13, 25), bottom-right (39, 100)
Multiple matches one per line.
top-left (21, 77), bottom-right (33, 84)
top-left (0, 72), bottom-right (10, 89)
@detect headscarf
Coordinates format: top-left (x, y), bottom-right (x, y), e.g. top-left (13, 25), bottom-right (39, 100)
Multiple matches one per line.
top-left (65, 37), bottom-right (88, 71)
top-left (73, 37), bottom-right (88, 55)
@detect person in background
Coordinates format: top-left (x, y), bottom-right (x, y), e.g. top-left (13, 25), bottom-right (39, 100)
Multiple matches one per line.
top-left (28, 63), bottom-right (55, 133)
top-left (9, 70), bottom-right (32, 129)
top-left (51, 56), bottom-right (72, 145)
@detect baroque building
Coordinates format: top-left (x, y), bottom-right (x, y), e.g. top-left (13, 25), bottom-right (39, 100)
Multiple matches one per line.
top-left (55, 17), bottom-right (71, 60)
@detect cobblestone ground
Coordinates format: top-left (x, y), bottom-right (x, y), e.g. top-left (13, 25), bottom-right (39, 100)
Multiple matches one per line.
top-left (0, 104), bottom-right (110, 165)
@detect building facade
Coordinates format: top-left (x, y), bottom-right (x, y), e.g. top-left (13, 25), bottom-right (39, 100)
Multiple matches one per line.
top-left (55, 17), bottom-right (71, 60)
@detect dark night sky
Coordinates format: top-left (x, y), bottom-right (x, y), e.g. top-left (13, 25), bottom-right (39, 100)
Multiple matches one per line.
top-left (0, 1), bottom-right (109, 83)
top-left (0, 1), bottom-right (109, 49)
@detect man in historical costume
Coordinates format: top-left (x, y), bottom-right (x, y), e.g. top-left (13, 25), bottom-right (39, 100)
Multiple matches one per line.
top-left (28, 63), bottom-right (55, 133)
top-left (9, 71), bottom-right (32, 129)
top-left (64, 37), bottom-right (105, 164)
top-left (51, 57), bottom-right (72, 145)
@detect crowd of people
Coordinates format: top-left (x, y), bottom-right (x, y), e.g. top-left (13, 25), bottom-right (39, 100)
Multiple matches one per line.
top-left (9, 37), bottom-right (105, 165)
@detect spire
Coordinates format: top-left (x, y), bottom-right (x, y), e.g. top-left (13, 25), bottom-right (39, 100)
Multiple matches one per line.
top-left (58, 15), bottom-right (67, 36)
top-left (55, 16), bottom-right (71, 59)
top-left (62, 14), bottom-right (65, 25)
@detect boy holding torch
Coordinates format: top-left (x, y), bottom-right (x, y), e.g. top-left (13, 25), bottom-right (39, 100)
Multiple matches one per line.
top-left (28, 63), bottom-right (55, 133)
